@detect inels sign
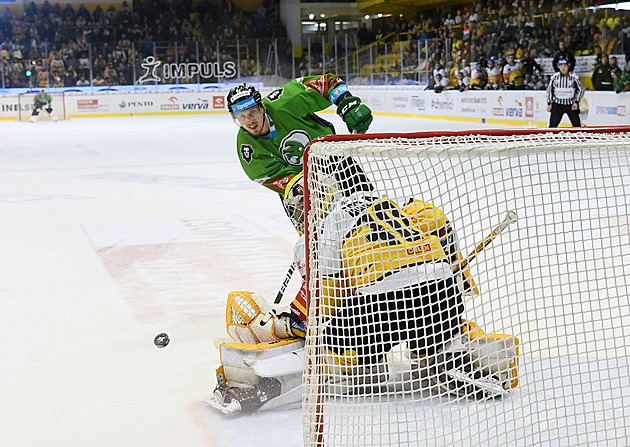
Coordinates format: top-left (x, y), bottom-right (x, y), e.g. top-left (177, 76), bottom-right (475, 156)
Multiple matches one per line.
top-left (138, 56), bottom-right (237, 83)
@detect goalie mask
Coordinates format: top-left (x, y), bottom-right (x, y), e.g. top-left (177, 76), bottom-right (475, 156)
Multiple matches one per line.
top-left (283, 170), bottom-right (346, 236)
top-left (283, 173), bottom-right (305, 234)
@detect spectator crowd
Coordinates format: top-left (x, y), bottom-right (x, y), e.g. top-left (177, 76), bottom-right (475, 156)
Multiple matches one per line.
top-left (0, 0), bottom-right (629, 91)
top-left (0, 0), bottom-right (281, 88)
top-left (356, 0), bottom-right (630, 91)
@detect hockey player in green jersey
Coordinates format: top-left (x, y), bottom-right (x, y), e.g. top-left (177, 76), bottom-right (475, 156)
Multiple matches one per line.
top-left (613, 70), bottom-right (630, 93)
top-left (227, 75), bottom-right (373, 196)
top-left (30, 90), bottom-right (58, 122)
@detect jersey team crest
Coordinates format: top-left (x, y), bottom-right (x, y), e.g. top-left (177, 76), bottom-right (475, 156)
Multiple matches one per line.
top-left (241, 144), bottom-right (254, 164)
top-left (280, 130), bottom-right (311, 166)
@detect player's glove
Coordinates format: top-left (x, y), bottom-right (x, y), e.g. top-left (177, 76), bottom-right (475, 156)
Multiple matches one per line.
top-left (336, 95), bottom-right (373, 134)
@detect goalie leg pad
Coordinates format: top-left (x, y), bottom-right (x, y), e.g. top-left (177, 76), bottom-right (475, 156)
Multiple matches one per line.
top-left (431, 321), bottom-right (519, 398)
top-left (209, 339), bottom-right (305, 414)
top-left (466, 333), bottom-right (519, 390)
top-left (461, 319), bottom-right (519, 389)
top-left (218, 338), bottom-right (305, 386)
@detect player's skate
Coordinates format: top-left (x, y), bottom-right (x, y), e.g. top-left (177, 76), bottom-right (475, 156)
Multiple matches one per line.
top-left (206, 377), bottom-right (282, 415)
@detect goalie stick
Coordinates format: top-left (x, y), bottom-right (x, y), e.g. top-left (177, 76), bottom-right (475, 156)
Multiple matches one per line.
top-left (274, 262), bottom-right (295, 304)
top-left (453, 210), bottom-right (518, 274)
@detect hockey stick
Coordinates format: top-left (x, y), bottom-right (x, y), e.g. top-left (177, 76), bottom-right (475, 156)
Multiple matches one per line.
top-left (452, 210), bottom-right (518, 274)
top-left (274, 262), bottom-right (296, 304)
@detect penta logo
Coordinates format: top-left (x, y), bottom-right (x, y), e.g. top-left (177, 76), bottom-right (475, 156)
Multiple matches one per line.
top-left (128, 101), bottom-right (154, 107)
top-left (279, 130), bottom-right (311, 166)
top-left (120, 100), bottom-right (154, 108)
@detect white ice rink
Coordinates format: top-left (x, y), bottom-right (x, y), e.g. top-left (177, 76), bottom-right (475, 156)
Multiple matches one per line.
top-left (0, 112), bottom-right (608, 447)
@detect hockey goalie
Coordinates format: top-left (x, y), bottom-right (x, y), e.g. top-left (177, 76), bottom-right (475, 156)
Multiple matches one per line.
top-left (207, 157), bottom-right (519, 415)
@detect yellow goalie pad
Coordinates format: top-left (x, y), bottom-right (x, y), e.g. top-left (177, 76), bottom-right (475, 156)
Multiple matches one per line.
top-left (463, 320), bottom-right (519, 390)
top-left (216, 338), bottom-right (305, 388)
top-left (321, 320), bottom-right (519, 392)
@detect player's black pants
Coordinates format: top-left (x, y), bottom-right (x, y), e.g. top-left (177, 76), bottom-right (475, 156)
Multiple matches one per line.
top-left (549, 102), bottom-right (581, 127)
top-left (324, 276), bottom-right (463, 365)
top-left (31, 101), bottom-right (52, 117)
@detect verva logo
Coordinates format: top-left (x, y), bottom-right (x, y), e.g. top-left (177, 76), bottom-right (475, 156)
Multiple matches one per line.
top-left (525, 97), bottom-right (534, 117)
top-left (506, 107), bottom-right (523, 117)
top-left (213, 96), bottom-right (225, 109)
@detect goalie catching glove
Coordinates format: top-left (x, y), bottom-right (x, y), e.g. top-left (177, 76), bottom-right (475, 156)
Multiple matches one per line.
top-left (336, 94), bottom-right (373, 134)
top-left (225, 291), bottom-right (298, 343)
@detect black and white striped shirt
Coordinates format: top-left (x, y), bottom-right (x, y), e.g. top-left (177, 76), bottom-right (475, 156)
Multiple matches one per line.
top-left (546, 72), bottom-right (585, 106)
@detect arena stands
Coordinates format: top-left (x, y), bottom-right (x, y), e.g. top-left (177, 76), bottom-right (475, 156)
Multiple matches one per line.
top-left (0, 0), bottom-right (628, 89)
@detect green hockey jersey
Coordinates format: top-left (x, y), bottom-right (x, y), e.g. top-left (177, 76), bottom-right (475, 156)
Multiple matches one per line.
top-left (236, 74), bottom-right (349, 195)
top-left (34, 92), bottom-right (52, 105)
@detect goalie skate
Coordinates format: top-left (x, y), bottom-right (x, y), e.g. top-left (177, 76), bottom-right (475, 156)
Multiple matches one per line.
top-left (433, 352), bottom-right (509, 400)
top-left (206, 377), bottom-right (282, 415)
top-left (206, 388), bottom-right (242, 415)
top-left (443, 367), bottom-right (508, 399)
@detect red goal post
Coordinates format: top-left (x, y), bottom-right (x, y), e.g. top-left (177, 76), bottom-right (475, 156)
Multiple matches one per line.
top-left (17, 91), bottom-right (68, 121)
top-left (302, 126), bottom-right (630, 447)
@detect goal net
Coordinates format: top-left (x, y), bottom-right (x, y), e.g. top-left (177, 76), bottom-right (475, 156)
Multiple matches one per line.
top-left (302, 127), bottom-right (630, 447)
top-left (17, 92), bottom-right (67, 121)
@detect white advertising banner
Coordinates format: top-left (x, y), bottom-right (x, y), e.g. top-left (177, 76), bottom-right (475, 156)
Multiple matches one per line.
top-left (1, 88), bottom-right (628, 127)
top-left (353, 87), bottom-right (630, 127)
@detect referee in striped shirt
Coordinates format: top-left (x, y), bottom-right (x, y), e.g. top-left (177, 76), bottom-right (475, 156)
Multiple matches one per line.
top-left (546, 58), bottom-right (585, 127)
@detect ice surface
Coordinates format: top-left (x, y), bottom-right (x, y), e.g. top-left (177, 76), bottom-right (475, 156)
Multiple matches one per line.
top-left (5, 112), bottom-right (622, 447)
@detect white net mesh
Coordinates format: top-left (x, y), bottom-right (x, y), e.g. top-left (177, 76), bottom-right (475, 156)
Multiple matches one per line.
top-left (302, 129), bottom-right (630, 447)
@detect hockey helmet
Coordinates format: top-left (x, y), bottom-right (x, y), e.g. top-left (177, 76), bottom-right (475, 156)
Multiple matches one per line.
top-left (283, 173), bottom-right (305, 234)
top-left (227, 83), bottom-right (264, 123)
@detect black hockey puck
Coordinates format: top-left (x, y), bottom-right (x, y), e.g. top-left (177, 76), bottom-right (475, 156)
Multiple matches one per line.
top-left (154, 332), bottom-right (170, 348)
